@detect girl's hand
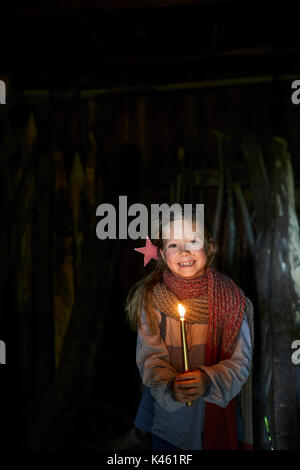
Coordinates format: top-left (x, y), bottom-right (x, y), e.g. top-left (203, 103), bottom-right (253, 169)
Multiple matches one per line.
top-left (173, 369), bottom-right (208, 403)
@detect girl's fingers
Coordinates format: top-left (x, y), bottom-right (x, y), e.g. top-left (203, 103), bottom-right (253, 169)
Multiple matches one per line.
top-left (175, 379), bottom-right (197, 388)
top-left (184, 387), bottom-right (198, 394)
top-left (181, 393), bottom-right (198, 401)
top-left (183, 388), bottom-right (201, 397)
top-left (177, 371), bottom-right (199, 381)
top-left (177, 389), bottom-right (202, 401)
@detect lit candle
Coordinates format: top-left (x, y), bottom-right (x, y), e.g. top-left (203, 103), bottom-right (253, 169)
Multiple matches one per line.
top-left (178, 304), bottom-right (193, 407)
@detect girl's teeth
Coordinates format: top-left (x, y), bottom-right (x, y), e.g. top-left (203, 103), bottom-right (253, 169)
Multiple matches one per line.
top-left (179, 262), bottom-right (194, 266)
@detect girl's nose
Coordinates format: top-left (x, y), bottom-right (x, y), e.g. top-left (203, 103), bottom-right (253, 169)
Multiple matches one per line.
top-left (179, 245), bottom-right (191, 254)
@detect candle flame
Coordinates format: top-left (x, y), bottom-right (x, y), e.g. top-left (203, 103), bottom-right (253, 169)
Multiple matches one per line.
top-left (178, 303), bottom-right (185, 319)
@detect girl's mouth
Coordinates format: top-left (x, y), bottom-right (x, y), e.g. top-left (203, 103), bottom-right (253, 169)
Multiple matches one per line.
top-left (178, 261), bottom-right (195, 267)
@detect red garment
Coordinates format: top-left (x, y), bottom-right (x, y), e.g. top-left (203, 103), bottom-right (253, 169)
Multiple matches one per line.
top-left (163, 266), bottom-right (246, 450)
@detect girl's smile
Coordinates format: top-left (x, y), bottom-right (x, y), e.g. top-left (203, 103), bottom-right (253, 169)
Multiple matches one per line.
top-left (177, 260), bottom-right (196, 268)
top-left (162, 244), bottom-right (207, 279)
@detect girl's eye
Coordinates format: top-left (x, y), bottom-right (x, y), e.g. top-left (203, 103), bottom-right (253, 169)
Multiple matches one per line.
top-left (167, 243), bottom-right (177, 249)
top-left (189, 240), bottom-right (199, 245)
top-left (186, 239), bottom-right (202, 250)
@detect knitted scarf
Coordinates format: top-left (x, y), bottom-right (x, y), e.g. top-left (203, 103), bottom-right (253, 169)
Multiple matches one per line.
top-left (152, 266), bottom-right (247, 450)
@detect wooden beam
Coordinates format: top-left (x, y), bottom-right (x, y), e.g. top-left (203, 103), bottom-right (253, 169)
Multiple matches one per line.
top-left (1, 0), bottom-right (256, 21)
top-left (99, 0), bottom-right (246, 10)
top-left (9, 73), bottom-right (300, 104)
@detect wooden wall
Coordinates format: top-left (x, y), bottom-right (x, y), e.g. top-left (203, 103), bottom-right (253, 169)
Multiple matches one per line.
top-left (0, 78), bottom-right (300, 448)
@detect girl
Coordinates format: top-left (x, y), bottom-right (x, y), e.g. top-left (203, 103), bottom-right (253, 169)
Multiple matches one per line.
top-left (126, 210), bottom-right (254, 450)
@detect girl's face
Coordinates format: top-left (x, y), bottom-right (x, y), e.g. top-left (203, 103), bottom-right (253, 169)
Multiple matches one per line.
top-left (160, 218), bottom-right (209, 280)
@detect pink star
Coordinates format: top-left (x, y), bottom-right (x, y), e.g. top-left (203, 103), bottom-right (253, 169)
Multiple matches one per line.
top-left (134, 236), bottom-right (159, 267)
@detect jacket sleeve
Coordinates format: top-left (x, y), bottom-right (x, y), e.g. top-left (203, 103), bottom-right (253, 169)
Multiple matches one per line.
top-left (136, 305), bottom-right (185, 412)
top-left (199, 298), bottom-right (253, 408)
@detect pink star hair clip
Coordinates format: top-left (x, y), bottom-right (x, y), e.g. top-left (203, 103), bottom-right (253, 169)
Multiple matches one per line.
top-left (134, 236), bottom-right (159, 267)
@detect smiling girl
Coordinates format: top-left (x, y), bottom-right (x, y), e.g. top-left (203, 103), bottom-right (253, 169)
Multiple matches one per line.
top-left (126, 209), bottom-right (254, 450)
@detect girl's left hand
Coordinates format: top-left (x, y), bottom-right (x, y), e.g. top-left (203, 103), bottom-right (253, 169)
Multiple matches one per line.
top-left (173, 369), bottom-right (208, 402)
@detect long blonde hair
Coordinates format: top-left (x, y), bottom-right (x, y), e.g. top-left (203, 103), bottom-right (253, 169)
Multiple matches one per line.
top-left (125, 211), bottom-right (217, 334)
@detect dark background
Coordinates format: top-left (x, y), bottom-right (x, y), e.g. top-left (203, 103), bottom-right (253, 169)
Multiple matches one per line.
top-left (0, 0), bottom-right (300, 450)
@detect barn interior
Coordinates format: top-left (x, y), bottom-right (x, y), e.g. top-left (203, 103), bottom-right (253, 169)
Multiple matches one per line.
top-left (0, 0), bottom-right (300, 451)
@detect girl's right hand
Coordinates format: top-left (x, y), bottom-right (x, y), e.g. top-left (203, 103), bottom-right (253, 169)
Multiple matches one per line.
top-left (173, 369), bottom-right (208, 402)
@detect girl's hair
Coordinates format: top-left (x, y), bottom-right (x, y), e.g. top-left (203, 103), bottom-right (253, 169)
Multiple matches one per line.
top-left (125, 208), bottom-right (217, 334)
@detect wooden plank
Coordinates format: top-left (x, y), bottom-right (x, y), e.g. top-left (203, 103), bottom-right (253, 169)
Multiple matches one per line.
top-left (233, 182), bottom-right (255, 258)
top-left (267, 136), bottom-right (300, 449)
top-left (241, 134), bottom-right (273, 449)
top-left (241, 134), bottom-right (300, 449)
top-left (31, 149), bottom-right (55, 396)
